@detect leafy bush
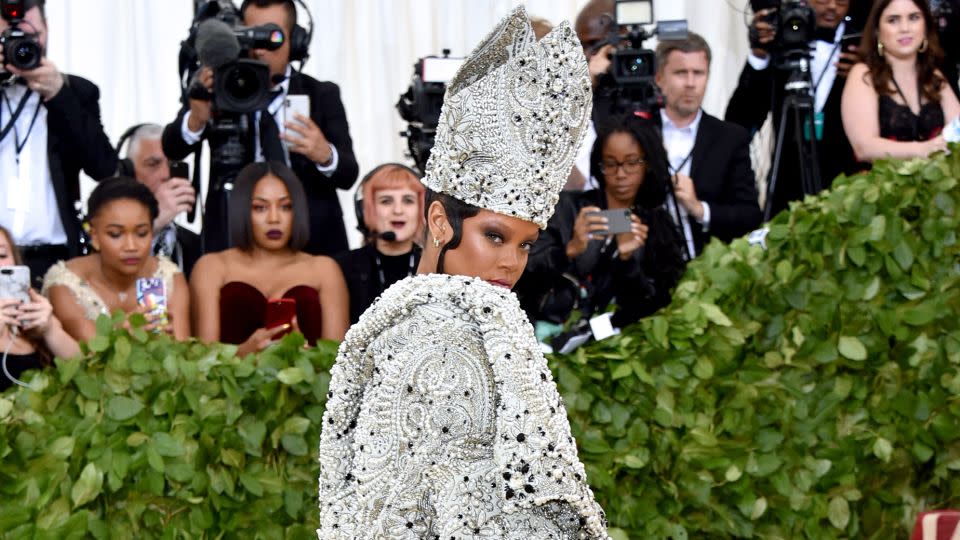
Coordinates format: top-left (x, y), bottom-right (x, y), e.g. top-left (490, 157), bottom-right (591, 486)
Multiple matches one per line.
top-left (0, 313), bottom-right (336, 539)
top-left (551, 151), bottom-right (960, 538)
top-left (2, 152), bottom-right (959, 539)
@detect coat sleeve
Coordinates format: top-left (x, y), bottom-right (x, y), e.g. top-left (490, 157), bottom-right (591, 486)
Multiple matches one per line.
top-left (44, 76), bottom-right (117, 181)
top-left (161, 107), bottom-right (201, 161)
top-left (706, 124), bottom-right (762, 243)
top-left (724, 61), bottom-right (774, 136)
top-left (312, 82), bottom-right (359, 190)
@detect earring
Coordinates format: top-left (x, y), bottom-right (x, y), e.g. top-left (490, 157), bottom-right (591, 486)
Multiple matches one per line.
top-left (877, 42), bottom-right (884, 57)
top-left (432, 236), bottom-right (441, 248)
top-left (919, 38), bottom-right (928, 53)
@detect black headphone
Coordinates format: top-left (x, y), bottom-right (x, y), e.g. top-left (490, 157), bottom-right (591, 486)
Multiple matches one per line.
top-left (240, 0), bottom-right (314, 64)
top-left (115, 123), bottom-right (154, 177)
top-left (354, 163), bottom-right (422, 238)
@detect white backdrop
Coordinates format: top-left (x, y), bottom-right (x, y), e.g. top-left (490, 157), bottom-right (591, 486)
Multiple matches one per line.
top-left (43, 0), bottom-right (753, 247)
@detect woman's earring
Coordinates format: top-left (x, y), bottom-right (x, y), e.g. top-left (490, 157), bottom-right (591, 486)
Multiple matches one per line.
top-left (919, 38), bottom-right (928, 53)
top-left (877, 41), bottom-right (884, 57)
top-left (432, 236), bottom-right (441, 248)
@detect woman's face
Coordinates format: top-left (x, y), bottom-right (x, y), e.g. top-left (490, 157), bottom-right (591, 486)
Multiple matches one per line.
top-left (878, 0), bottom-right (927, 58)
top-left (373, 187), bottom-right (420, 243)
top-left (89, 199), bottom-right (153, 276)
top-left (250, 174), bottom-right (294, 250)
top-left (601, 131), bottom-right (646, 207)
top-left (438, 208), bottom-right (539, 290)
top-left (0, 232), bottom-right (14, 266)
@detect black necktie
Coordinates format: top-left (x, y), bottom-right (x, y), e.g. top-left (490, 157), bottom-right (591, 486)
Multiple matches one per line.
top-left (259, 91), bottom-right (286, 163)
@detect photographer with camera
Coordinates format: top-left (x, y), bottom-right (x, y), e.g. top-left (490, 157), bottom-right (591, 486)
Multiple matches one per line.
top-left (725, 0), bottom-right (861, 219)
top-left (654, 33), bottom-right (762, 259)
top-left (162, 0), bottom-right (359, 257)
top-left (0, 0), bottom-right (117, 287)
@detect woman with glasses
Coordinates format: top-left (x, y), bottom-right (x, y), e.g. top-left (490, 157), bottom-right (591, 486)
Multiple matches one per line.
top-left (525, 114), bottom-right (686, 329)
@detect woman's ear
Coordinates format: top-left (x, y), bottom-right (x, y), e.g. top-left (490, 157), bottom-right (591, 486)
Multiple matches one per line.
top-left (426, 200), bottom-right (449, 243)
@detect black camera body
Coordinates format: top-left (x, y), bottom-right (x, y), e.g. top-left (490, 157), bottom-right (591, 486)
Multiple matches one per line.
top-left (751, 0), bottom-right (817, 62)
top-left (1, 0), bottom-right (42, 71)
top-left (396, 51), bottom-right (463, 173)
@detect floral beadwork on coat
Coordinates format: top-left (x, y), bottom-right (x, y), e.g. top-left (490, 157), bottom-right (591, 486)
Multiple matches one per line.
top-left (317, 274), bottom-right (609, 539)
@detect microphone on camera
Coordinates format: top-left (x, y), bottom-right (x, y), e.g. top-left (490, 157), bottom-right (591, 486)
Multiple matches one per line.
top-left (195, 19), bottom-right (241, 70)
top-left (378, 231), bottom-right (397, 242)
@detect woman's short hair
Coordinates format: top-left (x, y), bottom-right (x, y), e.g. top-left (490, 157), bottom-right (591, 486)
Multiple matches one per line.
top-left (424, 189), bottom-right (481, 274)
top-left (229, 161), bottom-right (311, 251)
top-left (361, 163), bottom-right (425, 236)
top-left (87, 176), bottom-right (160, 223)
top-left (0, 225), bottom-right (23, 265)
top-left (860, 0), bottom-right (945, 103)
top-left (590, 114), bottom-right (672, 209)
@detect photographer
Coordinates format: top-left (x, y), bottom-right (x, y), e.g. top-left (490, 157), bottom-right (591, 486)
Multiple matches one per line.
top-left (0, 0), bottom-right (117, 287)
top-left (725, 0), bottom-right (861, 219)
top-left (162, 0), bottom-right (359, 256)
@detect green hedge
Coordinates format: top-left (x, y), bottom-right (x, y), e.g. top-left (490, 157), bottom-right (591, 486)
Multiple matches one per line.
top-left (0, 315), bottom-right (337, 539)
top-left (2, 151), bottom-right (959, 538)
top-left (552, 150), bottom-right (960, 538)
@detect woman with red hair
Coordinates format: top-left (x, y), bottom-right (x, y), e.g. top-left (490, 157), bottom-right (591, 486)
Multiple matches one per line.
top-left (334, 163), bottom-right (424, 324)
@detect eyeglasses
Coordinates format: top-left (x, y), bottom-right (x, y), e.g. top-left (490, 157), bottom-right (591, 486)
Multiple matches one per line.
top-left (600, 158), bottom-right (646, 175)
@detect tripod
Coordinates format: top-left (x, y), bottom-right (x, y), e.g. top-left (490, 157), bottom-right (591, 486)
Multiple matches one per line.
top-left (763, 56), bottom-right (823, 222)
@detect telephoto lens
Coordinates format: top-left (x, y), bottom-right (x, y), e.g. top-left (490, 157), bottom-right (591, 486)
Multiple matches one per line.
top-left (1, 28), bottom-right (42, 70)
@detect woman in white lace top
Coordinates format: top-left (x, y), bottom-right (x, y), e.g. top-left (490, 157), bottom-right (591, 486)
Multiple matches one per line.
top-left (43, 177), bottom-right (190, 342)
top-left (317, 7), bottom-right (609, 538)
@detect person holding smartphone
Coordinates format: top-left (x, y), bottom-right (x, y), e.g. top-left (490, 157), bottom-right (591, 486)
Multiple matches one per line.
top-left (0, 225), bottom-right (80, 391)
top-left (189, 161), bottom-right (349, 356)
top-left (522, 115), bottom-right (686, 329)
top-left (42, 178), bottom-right (191, 342)
top-left (122, 123), bottom-right (201, 278)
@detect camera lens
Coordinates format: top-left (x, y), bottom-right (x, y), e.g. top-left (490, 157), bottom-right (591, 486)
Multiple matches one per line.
top-left (223, 63), bottom-right (259, 101)
top-left (13, 40), bottom-right (41, 69)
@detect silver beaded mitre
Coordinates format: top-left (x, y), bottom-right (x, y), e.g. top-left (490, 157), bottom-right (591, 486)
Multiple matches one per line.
top-left (422, 5), bottom-right (592, 229)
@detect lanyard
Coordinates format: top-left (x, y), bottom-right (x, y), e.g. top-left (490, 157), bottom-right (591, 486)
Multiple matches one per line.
top-left (373, 251), bottom-right (416, 293)
top-left (1, 88), bottom-right (41, 160)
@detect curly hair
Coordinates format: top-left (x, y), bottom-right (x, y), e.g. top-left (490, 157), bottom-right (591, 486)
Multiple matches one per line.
top-left (859, 0), bottom-right (945, 103)
top-left (590, 113), bottom-right (672, 210)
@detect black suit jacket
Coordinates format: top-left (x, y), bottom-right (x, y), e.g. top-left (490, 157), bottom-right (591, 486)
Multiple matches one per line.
top-left (42, 75), bottom-right (118, 255)
top-left (161, 70), bottom-right (359, 256)
top-left (174, 224), bottom-right (201, 278)
top-left (685, 113), bottom-right (762, 254)
top-left (725, 57), bottom-right (858, 218)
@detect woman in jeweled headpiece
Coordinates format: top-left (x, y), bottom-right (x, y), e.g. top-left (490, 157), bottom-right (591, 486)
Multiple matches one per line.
top-left (317, 6), bottom-right (610, 538)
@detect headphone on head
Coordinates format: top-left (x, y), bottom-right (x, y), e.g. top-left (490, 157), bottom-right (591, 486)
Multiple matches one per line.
top-left (115, 123), bottom-right (153, 177)
top-left (353, 163), bottom-right (422, 238)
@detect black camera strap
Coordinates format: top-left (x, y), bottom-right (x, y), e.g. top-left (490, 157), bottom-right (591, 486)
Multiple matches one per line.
top-left (0, 87), bottom-right (41, 159)
top-left (667, 150), bottom-right (694, 261)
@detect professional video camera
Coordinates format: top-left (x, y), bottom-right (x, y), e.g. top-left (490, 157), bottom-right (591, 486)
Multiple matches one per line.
top-left (178, 0), bottom-right (284, 115)
top-left (594, 0), bottom-right (688, 115)
top-left (749, 0), bottom-right (816, 67)
top-left (396, 51), bottom-right (463, 173)
top-left (0, 0), bottom-right (42, 72)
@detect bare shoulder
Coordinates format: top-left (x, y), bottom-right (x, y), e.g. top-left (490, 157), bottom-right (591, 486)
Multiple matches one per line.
top-left (848, 63), bottom-right (872, 85)
top-left (191, 251), bottom-right (229, 284)
top-left (310, 254), bottom-right (345, 282)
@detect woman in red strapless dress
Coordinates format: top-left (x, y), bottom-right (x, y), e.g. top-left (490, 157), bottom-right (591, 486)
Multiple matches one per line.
top-left (190, 162), bottom-right (349, 355)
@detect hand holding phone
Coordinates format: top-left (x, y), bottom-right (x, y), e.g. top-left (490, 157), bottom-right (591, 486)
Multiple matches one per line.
top-left (0, 266), bottom-right (31, 305)
top-left (265, 298), bottom-right (296, 339)
top-left (589, 209), bottom-right (633, 235)
top-left (136, 278), bottom-right (169, 330)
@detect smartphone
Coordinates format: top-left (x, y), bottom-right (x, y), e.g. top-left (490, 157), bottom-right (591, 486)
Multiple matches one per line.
top-left (265, 298), bottom-right (296, 338)
top-left (169, 161), bottom-right (189, 180)
top-left (283, 94), bottom-right (310, 128)
top-left (589, 209), bottom-right (633, 235)
top-left (840, 32), bottom-right (863, 55)
top-left (0, 266), bottom-right (31, 304)
top-left (136, 278), bottom-right (168, 327)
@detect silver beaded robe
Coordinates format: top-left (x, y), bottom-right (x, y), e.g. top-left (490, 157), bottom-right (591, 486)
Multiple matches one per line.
top-left (318, 274), bottom-right (609, 539)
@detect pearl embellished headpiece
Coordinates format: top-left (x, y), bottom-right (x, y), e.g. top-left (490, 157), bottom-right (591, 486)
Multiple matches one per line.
top-left (422, 5), bottom-right (593, 229)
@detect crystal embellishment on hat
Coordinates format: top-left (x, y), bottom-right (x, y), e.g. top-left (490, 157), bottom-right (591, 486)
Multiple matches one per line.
top-left (422, 5), bottom-right (593, 229)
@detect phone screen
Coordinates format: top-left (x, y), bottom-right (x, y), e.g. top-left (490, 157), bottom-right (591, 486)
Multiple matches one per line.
top-left (0, 266), bottom-right (31, 304)
top-left (265, 298), bottom-right (296, 338)
top-left (136, 278), bottom-right (168, 327)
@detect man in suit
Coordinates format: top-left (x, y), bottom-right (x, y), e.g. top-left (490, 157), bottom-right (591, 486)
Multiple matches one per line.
top-left (725, 0), bottom-right (861, 219)
top-left (653, 32), bottom-right (762, 259)
top-left (0, 0), bottom-right (117, 286)
top-left (124, 124), bottom-right (201, 278)
top-left (162, 0), bottom-right (359, 256)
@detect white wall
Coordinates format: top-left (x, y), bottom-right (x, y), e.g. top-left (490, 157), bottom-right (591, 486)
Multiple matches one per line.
top-left (43, 0), bottom-right (751, 247)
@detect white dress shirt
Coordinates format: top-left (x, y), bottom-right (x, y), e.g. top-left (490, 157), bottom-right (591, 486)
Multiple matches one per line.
top-left (660, 108), bottom-right (709, 259)
top-left (0, 83), bottom-right (67, 246)
top-left (180, 66), bottom-right (339, 175)
top-left (746, 22), bottom-right (846, 114)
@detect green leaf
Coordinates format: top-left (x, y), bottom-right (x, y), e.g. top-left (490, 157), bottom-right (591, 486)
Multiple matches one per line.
top-left (88, 335), bottom-right (110, 353)
top-left (893, 241), bottom-right (914, 270)
top-left (151, 432), bottom-right (184, 457)
top-left (610, 362), bottom-right (633, 380)
top-left (105, 395), bottom-right (144, 421)
top-left (838, 336), bottom-right (867, 361)
top-left (0, 397), bottom-right (12, 420)
top-left (828, 495), bottom-right (850, 530)
top-left (280, 434), bottom-right (308, 456)
top-left (277, 367), bottom-right (304, 385)
top-left (873, 437), bottom-right (893, 463)
top-left (70, 462), bottom-right (103, 508)
top-left (49, 436), bottom-right (75, 459)
top-left (701, 302), bottom-right (732, 327)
